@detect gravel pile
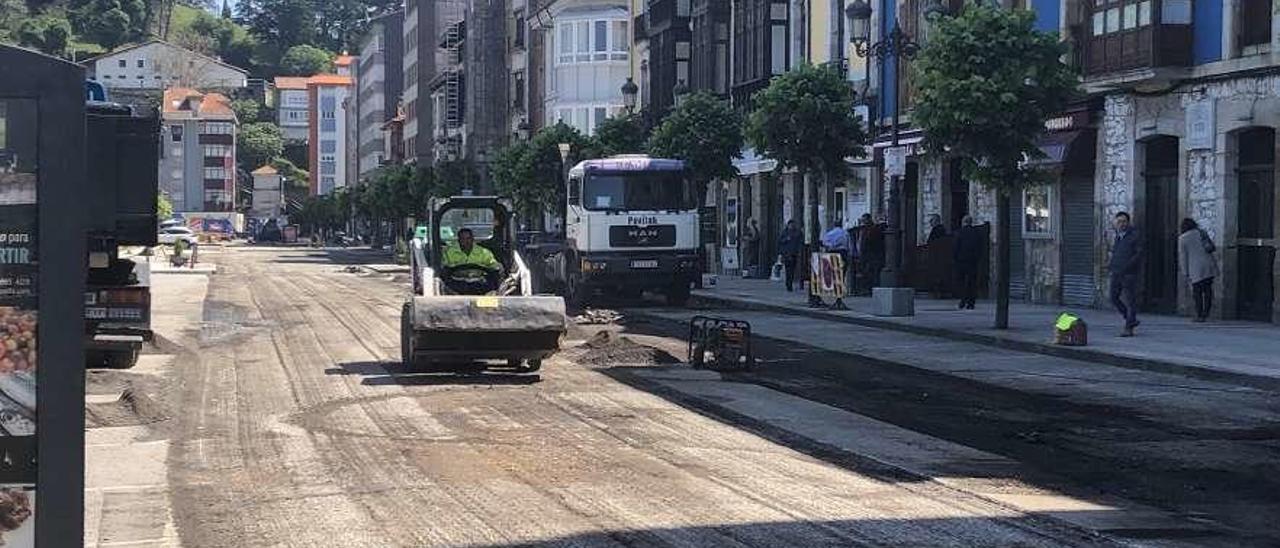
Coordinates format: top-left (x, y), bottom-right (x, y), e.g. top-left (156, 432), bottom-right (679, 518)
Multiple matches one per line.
top-left (576, 331), bottom-right (679, 367)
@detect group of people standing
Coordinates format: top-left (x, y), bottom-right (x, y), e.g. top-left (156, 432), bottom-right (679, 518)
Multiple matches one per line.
top-left (747, 209), bottom-right (1221, 337)
top-left (773, 214), bottom-right (888, 297)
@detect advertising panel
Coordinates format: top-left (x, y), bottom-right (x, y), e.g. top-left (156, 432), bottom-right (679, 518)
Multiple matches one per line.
top-left (809, 252), bottom-right (846, 299)
top-left (0, 98), bottom-right (39, 547)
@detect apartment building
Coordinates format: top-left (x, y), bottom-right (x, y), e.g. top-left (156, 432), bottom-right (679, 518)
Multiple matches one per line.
top-left (403, 0), bottom-right (442, 165)
top-left (158, 88), bottom-right (238, 212)
top-left (536, 0), bottom-right (632, 136)
top-left (308, 75), bottom-right (354, 195)
top-left (355, 11), bottom-right (405, 178)
top-left (274, 76), bottom-right (311, 141)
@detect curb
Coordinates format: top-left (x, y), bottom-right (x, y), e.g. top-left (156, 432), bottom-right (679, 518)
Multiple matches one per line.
top-left (692, 292), bottom-right (1280, 392)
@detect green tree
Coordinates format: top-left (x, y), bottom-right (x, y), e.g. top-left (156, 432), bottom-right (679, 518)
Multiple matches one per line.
top-left (279, 44), bottom-right (333, 76)
top-left (231, 99), bottom-right (263, 123)
top-left (913, 4), bottom-right (1075, 329)
top-left (493, 123), bottom-right (592, 221)
top-left (746, 63), bottom-right (866, 244)
top-left (237, 122), bottom-right (284, 173)
top-left (16, 14), bottom-right (72, 57)
top-left (89, 7), bottom-right (132, 50)
top-left (648, 91), bottom-right (744, 191)
top-left (592, 113), bottom-right (648, 157)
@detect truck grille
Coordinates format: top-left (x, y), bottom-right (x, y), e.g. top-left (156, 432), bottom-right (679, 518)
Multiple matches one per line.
top-left (608, 225), bottom-right (676, 247)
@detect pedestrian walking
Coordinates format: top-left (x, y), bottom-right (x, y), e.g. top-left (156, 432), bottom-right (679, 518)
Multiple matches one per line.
top-left (952, 215), bottom-right (985, 310)
top-left (1109, 211), bottom-right (1144, 336)
top-left (744, 218), bottom-right (761, 276)
top-left (778, 220), bottom-right (803, 292)
top-left (1178, 218), bottom-right (1218, 322)
top-left (856, 214), bottom-right (885, 295)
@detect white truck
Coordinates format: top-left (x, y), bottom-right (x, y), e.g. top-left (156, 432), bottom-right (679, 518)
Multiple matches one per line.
top-left (534, 155), bottom-right (700, 307)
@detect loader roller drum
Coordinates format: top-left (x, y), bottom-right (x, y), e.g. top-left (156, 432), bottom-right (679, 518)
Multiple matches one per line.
top-left (406, 296), bottom-right (566, 363)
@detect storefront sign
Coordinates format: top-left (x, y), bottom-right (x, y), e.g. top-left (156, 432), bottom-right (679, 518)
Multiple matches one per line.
top-left (1186, 101), bottom-right (1215, 151)
top-left (1044, 110), bottom-right (1089, 132)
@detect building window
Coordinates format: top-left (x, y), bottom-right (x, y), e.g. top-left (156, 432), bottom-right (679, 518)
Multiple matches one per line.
top-left (513, 71), bottom-right (526, 110)
top-left (513, 10), bottom-right (526, 48)
top-left (321, 119), bottom-right (337, 132)
top-left (1023, 186), bottom-right (1053, 237)
top-left (171, 125), bottom-right (183, 142)
top-left (321, 140), bottom-right (337, 154)
top-left (320, 161), bottom-right (336, 175)
top-left (1239, 0), bottom-right (1273, 52)
top-left (137, 59), bottom-right (144, 68)
top-left (202, 122), bottom-right (234, 135)
top-left (118, 59), bottom-right (126, 68)
top-left (203, 144), bottom-right (230, 157)
top-left (204, 166), bottom-right (227, 180)
top-left (556, 19), bottom-right (630, 65)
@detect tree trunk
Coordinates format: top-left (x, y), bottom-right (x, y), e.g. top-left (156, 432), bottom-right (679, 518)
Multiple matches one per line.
top-left (995, 190), bottom-right (1011, 329)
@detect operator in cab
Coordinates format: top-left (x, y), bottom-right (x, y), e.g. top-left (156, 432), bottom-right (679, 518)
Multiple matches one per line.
top-left (442, 228), bottom-right (501, 294)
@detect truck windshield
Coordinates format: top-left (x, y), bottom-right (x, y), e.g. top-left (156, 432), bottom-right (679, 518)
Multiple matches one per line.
top-left (583, 171), bottom-right (692, 211)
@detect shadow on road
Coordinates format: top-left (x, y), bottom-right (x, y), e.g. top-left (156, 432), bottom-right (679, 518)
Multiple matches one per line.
top-left (329, 361), bottom-right (541, 387)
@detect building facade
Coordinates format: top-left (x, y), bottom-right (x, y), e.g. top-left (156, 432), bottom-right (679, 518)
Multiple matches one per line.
top-left (356, 11), bottom-right (405, 179)
top-left (274, 77), bottom-right (311, 142)
top-left (158, 88), bottom-right (238, 212)
top-left (85, 40), bottom-right (249, 91)
top-left (307, 75), bottom-right (354, 195)
top-left (539, 0), bottom-right (632, 136)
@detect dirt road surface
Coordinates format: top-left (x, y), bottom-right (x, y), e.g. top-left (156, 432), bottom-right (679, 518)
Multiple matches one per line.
top-left (150, 247), bottom-right (1132, 548)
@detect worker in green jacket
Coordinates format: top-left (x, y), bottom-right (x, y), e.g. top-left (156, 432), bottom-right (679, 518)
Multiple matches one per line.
top-left (442, 228), bottom-right (499, 270)
top-left (441, 228), bottom-right (501, 295)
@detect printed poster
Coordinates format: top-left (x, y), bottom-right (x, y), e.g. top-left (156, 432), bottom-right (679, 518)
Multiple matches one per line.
top-left (0, 98), bottom-right (40, 545)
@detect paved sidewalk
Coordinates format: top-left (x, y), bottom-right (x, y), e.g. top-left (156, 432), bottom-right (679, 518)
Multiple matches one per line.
top-left (695, 277), bottom-right (1280, 388)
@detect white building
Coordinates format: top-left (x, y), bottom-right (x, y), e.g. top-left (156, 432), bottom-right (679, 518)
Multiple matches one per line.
top-left (249, 165), bottom-right (284, 219)
top-left (274, 77), bottom-right (311, 142)
top-left (536, 0), bottom-right (631, 136)
top-left (158, 88), bottom-right (238, 212)
top-left (308, 75), bottom-right (354, 195)
top-left (85, 40), bottom-right (248, 91)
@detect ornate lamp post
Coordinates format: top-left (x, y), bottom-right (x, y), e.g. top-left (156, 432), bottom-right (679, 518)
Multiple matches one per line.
top-left (846, 0), bottom-right (945, 292)
top-left (621, 77), bottom-right (639, 114)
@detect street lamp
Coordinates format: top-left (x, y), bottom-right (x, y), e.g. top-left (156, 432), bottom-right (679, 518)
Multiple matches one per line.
top-left (557, 143), bottom-right (573, 236)
top-left (672, 80), bottom-right (690, 107)
top-left (846, 0), bottom-right (945, 293)
top-left (516, 118), bottom-right (531, 141)
top-left (621, 77), bottom-right (639, 113)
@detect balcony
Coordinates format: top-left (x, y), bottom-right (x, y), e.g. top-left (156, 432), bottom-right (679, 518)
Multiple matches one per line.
top-left (1082, 0), bottom-right (1191, 84)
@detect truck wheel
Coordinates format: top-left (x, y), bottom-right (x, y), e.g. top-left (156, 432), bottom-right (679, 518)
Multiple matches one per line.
top-left (667, 283), bottom-right (692, 307)
top-left (108, 348), bottom-right (140, 369)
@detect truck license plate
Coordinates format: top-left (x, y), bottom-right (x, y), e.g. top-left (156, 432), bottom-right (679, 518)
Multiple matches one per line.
top-left (631, 260), bottom-right (659, 269)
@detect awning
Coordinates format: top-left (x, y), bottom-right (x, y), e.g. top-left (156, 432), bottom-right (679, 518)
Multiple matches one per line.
top-left (1025, 130), bottom-right (1093, 170)
top-left (734, 148), bottom-right (778, 175)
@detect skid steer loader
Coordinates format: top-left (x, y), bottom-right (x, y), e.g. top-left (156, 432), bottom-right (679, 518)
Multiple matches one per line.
top-left (400, 197), bottom-right (566, 373)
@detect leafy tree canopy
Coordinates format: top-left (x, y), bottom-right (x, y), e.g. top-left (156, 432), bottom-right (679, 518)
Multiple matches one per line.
top-left (238, 122), bottom-right (284, 173)
top-left (745, 63), bottom-right (866, 179)
top-left (231, 98), bottom-right (263, 123)
top-left (492, 123), bottom-right (592, 216)
top-left (913, 4), bottom-right (1076, 189)
top-left (592, 113), bottom-right (648, 157)
top-left (648, 92), bottom-right (744, 186)
top-left (278, 43), bottom-right (332, 76)
top-left (15, 14), bottom-right (71, 56)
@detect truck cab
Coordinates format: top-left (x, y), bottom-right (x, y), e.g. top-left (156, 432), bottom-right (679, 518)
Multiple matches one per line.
top-left (544, 155), bottom-right (700, 307)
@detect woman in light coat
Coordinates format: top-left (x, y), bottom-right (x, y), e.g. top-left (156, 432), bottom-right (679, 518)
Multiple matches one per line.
top-left (1178, 218), bottom-right (1218, 322)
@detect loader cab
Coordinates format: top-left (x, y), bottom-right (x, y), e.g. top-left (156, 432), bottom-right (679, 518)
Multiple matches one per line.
top-left (428, 196), bottom-right (516, 271)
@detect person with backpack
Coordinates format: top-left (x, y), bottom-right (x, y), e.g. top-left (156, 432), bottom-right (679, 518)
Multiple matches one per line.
top-left (1178, 218), bottom-right (1218, 322)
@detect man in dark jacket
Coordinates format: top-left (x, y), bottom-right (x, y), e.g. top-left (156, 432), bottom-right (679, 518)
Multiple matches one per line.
top-left (778, 220), bottom-right (803, 292)
top-left (1109, 211), bottom-right (1144, 336)
top-left (952, 215), bottom-right (985, 309)
top-left (856, 214), bottom-right (885, 294)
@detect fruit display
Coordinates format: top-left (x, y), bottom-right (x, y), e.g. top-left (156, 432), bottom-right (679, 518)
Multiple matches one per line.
top-left (0, 308), bottom-right (34, 375)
